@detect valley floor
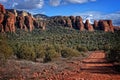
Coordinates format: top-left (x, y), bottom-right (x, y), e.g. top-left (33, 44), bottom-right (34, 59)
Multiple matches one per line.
top-left (0, 51), bottom-right (120, 80)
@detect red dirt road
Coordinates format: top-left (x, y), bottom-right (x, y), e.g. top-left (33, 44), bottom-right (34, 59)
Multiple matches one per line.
top-left (0, 51), bottom-right (120, 80)
top-left (66, 51), bottom-right (120, 80)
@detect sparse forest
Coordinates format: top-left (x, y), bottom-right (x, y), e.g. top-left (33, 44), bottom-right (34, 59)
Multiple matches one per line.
top-left (0, 26), bottom-right (120, 63)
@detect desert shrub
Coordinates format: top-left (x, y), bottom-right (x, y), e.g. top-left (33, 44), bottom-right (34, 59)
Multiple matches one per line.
top-left (106, 47), bottom-right (120, 62)
top-left (61, 47), bottom-right (80, 58)
top-left (76, 45), bottom-right (88, 52)
top-left (43, 44), bottom-right (59, 62)
top-left (104, 44), bottom-right (111, 51)
top-left (43, 49), bottom-right (58, 62)
top-left (0, 40), bottom-right (13, 64)
top-left (16, 44), bottom-right (36, 61)
top-left (106, 47), bottom-right (120, 72)
top-left (34, 45), bottom-right (45, 58)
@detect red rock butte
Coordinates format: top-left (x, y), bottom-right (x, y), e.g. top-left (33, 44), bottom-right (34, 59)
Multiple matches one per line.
top-left (0, 3), bottom-right (116, 33)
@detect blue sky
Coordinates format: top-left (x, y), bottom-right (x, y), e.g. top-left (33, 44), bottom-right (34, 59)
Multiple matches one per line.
top-left (0, 0), bottom-right (120, 16)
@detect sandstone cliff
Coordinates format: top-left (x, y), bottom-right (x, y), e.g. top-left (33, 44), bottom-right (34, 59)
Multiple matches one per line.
top-left (0, 3), bottom-right (116, 33)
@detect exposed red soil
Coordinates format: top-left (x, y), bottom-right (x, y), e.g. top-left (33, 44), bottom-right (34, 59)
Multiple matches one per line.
top-left (66, 51), bottom-right (120, 80)
top-left (0, 51), bottom-right (120, 80)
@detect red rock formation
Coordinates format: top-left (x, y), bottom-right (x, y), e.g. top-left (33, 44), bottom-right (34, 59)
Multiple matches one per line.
top-left (25, 15), bottom-right (34, 32)
top-left (0, 3), bottom-right (6, 14)
top-left (0, 13), bottom-right (4, 32)
top-left (85, 19), bottom-right (94, 31)
top-left (107, 20), bottom-right (114, 32)
top-left (76, 16), bottom-right (84, 31)
top-left (114, 26), bottom-right (120, 31)
top-left (61, 17), bottom-right (66, 26)
top-left (0, 4), bottom-right (5, 32)
top-left (102, 21), bottom-right (109, 32)
top-left (16, 15), bottom-right (28, 31)
top-left (66, 18), bottom-right (72, 28)
top-left (98, 20), bottom-right (114, 32)
top-left (4, 12), bottom-right (16, 32)
top-left (93, 20), bottom-right (98, 29)
top-left (40, 21), bottom-right (46, 30)
top-left (69, 16), bottom-right (76, 27)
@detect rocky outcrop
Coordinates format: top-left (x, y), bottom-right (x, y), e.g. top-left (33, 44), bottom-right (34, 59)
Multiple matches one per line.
top-left (0, 3), bottom-right (46, 32)
top-left (0, 3), bottom-right (6, 14)
top-left (69, 16), bottom-right (76, 28)
top-left (0, 5), bottom-right (16, 32)
top-left (107, 20), bottom-right (114, 32)
top-left (76, 16), bottom-right (84, 31)
top-left (0, 3), bottom-right (116, 33)
top-left (39, 21), bottom-right (46, 30)
top-left (4, 12), bottom-right (16, 32)
top-left (0, 13), bottom-right (4, 32)
top-left (85, 19), bottom-right (94, 31)
top-left (7, 9), bottom-right (18, 16)
top-left (114, 26), bottom-right (120, 31)
top-left (24, 15), bottom-right (34, 32)
top-left (66, 17), bottom-right (72, 28)
top-left (98, 20), bottom-right (114, 32)
top-left (0, 4), bottom-right (5, 32)
top-left (16, 15), bottom-right (28, 31)
top-left (93, 20), bottom-right (98, 29)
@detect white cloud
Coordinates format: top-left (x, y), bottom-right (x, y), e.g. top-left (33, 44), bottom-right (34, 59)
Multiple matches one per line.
top-left (0, 0), bottom-right (7, 2)
top-left (49, 0), bottom-right (97, 6)
top-left (13, 0), bottom-right (44, 9)
top-left (66, 0), bottom-right (88, 4)
top-left (64, 0), bottom-right (97, 4)
top-left (50, 0), bottom-right (61, 6)
top-left (73, 11), bottom-right (120, 26)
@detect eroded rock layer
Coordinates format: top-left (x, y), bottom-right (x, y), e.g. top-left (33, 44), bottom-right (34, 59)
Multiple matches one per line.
top-left (0, 3), bottom-right (116, 33)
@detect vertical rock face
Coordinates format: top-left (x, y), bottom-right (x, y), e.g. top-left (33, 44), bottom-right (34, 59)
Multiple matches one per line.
top-left (66, 17), bottom-right (72, 28)
top-left (4, 12), bottom-right (16, 32)
top-left (98, 20), bottom-right (114, 32)
top-left (7, 9), bottom-right (18, 16)
top-left (93, 20), bottom-right (98, 29)
top-left (16, 15), bottom-right (28, 31)
top-left (75, 16), bottom-right (84, 31)
top-left (102, 21), bottom-right (109, 32)
top-left (107, 20), bottom-right (114, 32)
top-left (25, 15), bottom-right (34, 32)
top-left (69, 16), bottom-right (76, 28)
top-left (85, 19), bottom-right (94, 31)
top-left (61, 17), bottom-right (66, 26)
top-left (0, 13), bottom-right (4, 32)
top-left (0, 3), bottom-right (6, 14)
top-left (0, 3), bottom-right (116, 33)
top-left (0, 4), bottom-right (5, 32)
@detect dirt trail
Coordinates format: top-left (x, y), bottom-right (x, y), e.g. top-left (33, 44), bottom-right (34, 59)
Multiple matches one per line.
top-left (0, 51), bottom-right (120, 80)
top-left (66, 51), bottom-right (120, 80)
